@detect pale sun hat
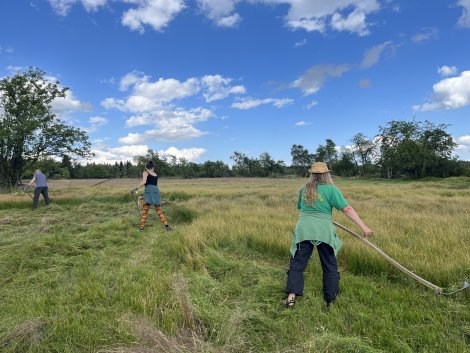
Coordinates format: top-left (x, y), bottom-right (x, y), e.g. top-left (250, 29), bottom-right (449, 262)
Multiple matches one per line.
top-left (308, 162), bottom-right (330, 174)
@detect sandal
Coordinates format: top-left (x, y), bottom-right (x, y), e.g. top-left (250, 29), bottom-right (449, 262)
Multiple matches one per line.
top-left (282, 297), bottom-right (296, 309)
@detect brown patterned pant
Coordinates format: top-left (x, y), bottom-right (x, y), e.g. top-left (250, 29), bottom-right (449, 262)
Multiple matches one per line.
top-left (140, 203), bottom-right (168, 230)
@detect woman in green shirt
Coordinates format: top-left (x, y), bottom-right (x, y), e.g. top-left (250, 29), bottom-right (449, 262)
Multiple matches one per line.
top-left (283, 162), bottom-right (373, 308)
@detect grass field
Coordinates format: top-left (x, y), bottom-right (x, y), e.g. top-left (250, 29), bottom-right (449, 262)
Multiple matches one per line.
top-left (0, 177), bottom-right (469, 353)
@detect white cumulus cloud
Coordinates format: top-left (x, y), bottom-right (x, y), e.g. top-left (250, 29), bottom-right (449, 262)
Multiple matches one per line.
top-left (330, 8), bottom-right (369, 36)
top-left (413, 70), bottom-right (470, 111)
top-left (231, 97), bottom-right (294, 110)
top-left (87, 144), bottom-right (206, 164)
top-left (280, 0), bottom-right (380, 35)
top-left (122, 0), bottom-right (185, 33)
top-left (119, 107), bottom-right (213, 143)
top-left (216, 13), bottom-right (241, 27)
top-left (84, 143), bottom-right (150, 164)
top-left (89, 116), bottom-right (108, 125)
top-left (103, 72), bottom-right (245, 112)
top-left (87, 116), bottom-right (108, 132)
top-left (295, 120), bottom-right (310, 126)
top-left (48, 0), bottom-right (185, 32)
top-left (456, 135), bottom-right (470, 145)
top-left (102, 71), bottom-right (245, 143)
top-left (119, 70), bottom-right (148, 91)
top-left (455, 135), bottom-right (470, 160)
top-left (291, 64), bottom-right (350, 95)
top-left (201, 75), bottom-right (246, 102)
top-left (197, 0), bottom-right (380, 35)
top-left (52, 90), bottom-right (93, 117)
top-left (103, 77), bottom-right (199, 112)
top-left (48, 0), bottom-right (108, 16)
top-left (119, 126), bottom-right (206, 144)
top-left (158, 146), bottom-right (206, 162)
top-left (47, 0), bottom-right (382, 35)
top-left (125, 108), bottom-right (213, 127)
top-left (197, 0), bottom-right (241, 28)
top-left (438, 65), bottom-right (457, 77)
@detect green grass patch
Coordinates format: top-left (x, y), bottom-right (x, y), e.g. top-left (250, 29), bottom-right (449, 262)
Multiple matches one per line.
top-left (1, 177), bottom-right (469, 352)
top-left (164, 191), bottom-right (193, 201)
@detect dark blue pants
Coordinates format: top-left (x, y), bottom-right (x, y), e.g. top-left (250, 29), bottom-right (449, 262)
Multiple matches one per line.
top-left (285, 241), bottom-right (340, 304)
top-left (33, 186), bottom-right (50, 209)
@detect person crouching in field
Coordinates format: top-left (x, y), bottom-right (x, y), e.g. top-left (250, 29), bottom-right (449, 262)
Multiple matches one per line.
top-left (131, 161), bottom-right (172, 232)
top-left (25, 169), bottom-right (51, 210)
top-left (283, 162), bottom-right (373, 309)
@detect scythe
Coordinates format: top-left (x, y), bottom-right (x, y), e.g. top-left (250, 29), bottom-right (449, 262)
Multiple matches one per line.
top-left (333, 221), bottom-right (468, 296)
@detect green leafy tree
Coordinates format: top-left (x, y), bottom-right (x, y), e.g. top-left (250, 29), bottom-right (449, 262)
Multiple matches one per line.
top-left (133, 149), bottom-right (170, 176)
top-left (24, 157), bottom-right (69, 179)
top-left (291, 144), bottom-right (315, 176)
top-left (377, 120), bottom-right (418, 179)
top-left (0, 67), bottom-right (91, 187)
top-left (173, 157), bottom-right (198, 179)
top-left (272, 159), bottom-right (287, 177)
top-left (231, 151), bottom-right (251, 176)
top-left (331, 149), bottom-right (358, 176)
top-left (316, 139), bottom-right (338, 166)
top-left (200, 161), bottom-right (230, 177)
top-left (248, 158), bottom-right (263, 177)
top-left (377, 120), bottom-right (456, 178)
top-left (419, 121), bottom-right (456, 177)
top-left (81, 163), bottom-right (111, 179)
top-left (60, 155), bottom-right (73, 178)
top-left (259, 152), bottom-right (275, 176)
top-left (351, 133), bottom-right (376, 176)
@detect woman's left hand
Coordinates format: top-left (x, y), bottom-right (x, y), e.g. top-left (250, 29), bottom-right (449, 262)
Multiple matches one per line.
top-left (362, 227), bottom-right (373, 237)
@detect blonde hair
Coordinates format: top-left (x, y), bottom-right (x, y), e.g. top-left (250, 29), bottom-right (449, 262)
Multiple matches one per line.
top-left (305, 172), bottom-right (334, 206)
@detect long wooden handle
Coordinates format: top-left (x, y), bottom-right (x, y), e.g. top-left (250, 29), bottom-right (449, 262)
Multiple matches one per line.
top-left (333, 221), bottom-right (443, 294)
top-left (90, 179), bottom-right (110, 187)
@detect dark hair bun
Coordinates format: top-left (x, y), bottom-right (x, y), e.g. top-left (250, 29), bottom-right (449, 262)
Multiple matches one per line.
top-left (145, 161), bottom-right (155, 169)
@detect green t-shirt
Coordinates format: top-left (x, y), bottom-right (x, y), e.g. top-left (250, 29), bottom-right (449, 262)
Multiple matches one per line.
top-left (290, 184), bottom-right (349, 257)
top-left (297, 184), bottom-right (348, 214)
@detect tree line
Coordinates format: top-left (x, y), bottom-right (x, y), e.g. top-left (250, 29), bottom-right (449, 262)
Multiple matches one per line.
top-left (1, 67), bottom-right (469, 188)
top-left (20, 126), bottom-right (470, 182)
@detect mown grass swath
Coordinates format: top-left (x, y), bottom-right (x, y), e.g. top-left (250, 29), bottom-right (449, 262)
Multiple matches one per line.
top-left (0, 177), bottom-right (469, 352)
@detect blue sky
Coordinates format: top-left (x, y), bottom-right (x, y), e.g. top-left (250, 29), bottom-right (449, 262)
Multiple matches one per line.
top-left (1, 0), bottom-right (470, 164)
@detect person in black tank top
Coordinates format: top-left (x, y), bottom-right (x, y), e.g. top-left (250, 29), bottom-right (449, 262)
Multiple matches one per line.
top-left (145, 174), bottom-right (158, 186)
top-left (131, 161), bottom-right (172, 232)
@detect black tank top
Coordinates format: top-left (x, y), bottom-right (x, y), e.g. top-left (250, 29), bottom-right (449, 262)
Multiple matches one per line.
top-left (145, 174), bottom-right (158, 186)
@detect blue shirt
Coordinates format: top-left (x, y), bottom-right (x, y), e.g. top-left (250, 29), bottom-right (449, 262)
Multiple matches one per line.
top-left (34, 172), bottom-right (47, 188)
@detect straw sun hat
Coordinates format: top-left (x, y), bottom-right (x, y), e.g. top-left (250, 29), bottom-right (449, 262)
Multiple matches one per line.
top-left (308, 162), bottom-right (330, 174)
